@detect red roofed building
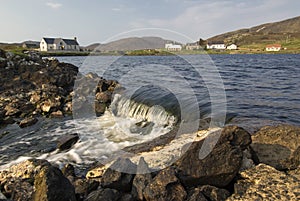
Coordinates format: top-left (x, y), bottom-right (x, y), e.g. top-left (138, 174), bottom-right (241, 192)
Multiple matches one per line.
top-left (266, 44), bottom-right (281, 52)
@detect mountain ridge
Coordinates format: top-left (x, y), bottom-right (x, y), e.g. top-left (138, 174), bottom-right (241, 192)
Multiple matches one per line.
top-left (206, 15), bottom-right (300, 45)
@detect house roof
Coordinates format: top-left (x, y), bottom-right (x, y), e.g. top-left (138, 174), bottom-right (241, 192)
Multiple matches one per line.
top-left (43, 37), bottom-right (79, 45)
top-left (266, 44), bottom-right (281, 48)
top-left (63, 39), bottom-right (79, 45)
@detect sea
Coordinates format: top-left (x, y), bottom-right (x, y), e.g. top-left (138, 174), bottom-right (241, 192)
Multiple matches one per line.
top-left (0, 53), bottom-right (300, 171)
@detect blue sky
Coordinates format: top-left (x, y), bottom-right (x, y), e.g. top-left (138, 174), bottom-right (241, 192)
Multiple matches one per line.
top-left (0, 0), bottom-right (299, 45)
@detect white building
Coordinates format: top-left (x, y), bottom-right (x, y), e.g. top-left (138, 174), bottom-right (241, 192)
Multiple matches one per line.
top-left (206, 42), bottom-right (226, 50)
top-left (227, 44), bottom-right (238, 50)
top-left (40, 37), bottom-right (80, 52)
top-left (165, 43), bottom-right (182, 51)
top-left (186, 42), bottom-right (201, 50)
top-left (266, 44), bottom-right (281, 52)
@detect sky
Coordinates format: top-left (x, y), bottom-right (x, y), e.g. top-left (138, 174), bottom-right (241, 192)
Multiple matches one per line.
top-left (0, 0), bottom-right (299, 45)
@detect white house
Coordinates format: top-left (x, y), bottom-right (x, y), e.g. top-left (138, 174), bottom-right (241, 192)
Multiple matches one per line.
top-left (186, 42), bottom-right (201, 50)
top-left (40, 37), bottom-right (80, 52)
top-left (165, 43), bottom-right (182, 51)
top-left (227, 44), bottom-right (238, 50)
top-left (206, 42), bottom-right (226, 50)
top-left (266, 44), bottom-right (281, 52)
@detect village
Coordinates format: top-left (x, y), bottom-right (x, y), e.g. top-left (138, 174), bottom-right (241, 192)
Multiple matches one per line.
top-left (20, 36), bottom-right (284, 54)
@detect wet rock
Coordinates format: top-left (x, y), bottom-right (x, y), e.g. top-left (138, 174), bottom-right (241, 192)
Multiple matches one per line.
top-left (95, 102), bottom-right (106, 116)
top-left (143, 167), bottom-right (187, 201)
top-left (130, 121), bottom-right (154, 135)
top-left (95, 91), bottom-right (111, 103)
top-left (57, 133), bottom-right (79, 151)
top-left (227, 164), bottom-right (300, 200)
top-left (19, 117), bottom-right (38, 128)
top-left (4, 105), bottom-right (21, 117)
top-left (50, 110), bottom-right (63, 118)
top-left (175, 126), bottom-right (251, 188)
top-left (101, 158), bottom-right (137, 192)
top-left (251, 124), bottom-right (300, 170)
top-left (1, 117), bottom-right (15, 125)
top-left (85, 188), bottom-right (120, 201)
top-left (131, 157), bottom-right (152, 200)
top-left (33, 165), bottom-right (76, 201)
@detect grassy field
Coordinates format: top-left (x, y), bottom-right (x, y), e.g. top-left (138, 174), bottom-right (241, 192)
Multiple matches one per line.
top-left (1, 39), bottom-right (299, 57)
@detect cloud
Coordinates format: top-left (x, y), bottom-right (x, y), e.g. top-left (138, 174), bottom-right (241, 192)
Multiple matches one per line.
top-left (46, 2), bottom-right (62, 9)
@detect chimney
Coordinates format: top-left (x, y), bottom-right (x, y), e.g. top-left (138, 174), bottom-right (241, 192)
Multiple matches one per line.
top-left (74, 37), bottom-right (77, 41)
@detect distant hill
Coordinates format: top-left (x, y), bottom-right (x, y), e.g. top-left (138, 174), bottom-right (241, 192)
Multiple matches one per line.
top-left (83, 43), bottom-right (101, 51)
top-left (84, 37), bottom-right (173, 51)
top-left (207, 16), bottom-right (300, 45)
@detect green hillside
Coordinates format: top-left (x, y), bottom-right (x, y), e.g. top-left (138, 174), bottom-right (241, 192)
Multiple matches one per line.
top-left (206, 16), bottom-right (300, 53)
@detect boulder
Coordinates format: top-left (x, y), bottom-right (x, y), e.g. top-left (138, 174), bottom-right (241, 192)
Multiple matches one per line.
top-left (227, 164), bottom-right (300, 200)
top-left (251, 124), bottom-right (300, 170)
top-left (143, 167), bottom-right (187, 201)
top-left (56, 133), bottom-right (79, 151)
top-left (175, 126), bottom-right (251, 188)
top-left (85, 188), bottom-right (120, 201)
top-left (131, 157), bottom-right (152, 200)
top-left (19, 117), bottom-right (38, 128)
top-left (101, 158), bottom-right (137, 192)
top-left (33, 165), bottom-right (76, 201)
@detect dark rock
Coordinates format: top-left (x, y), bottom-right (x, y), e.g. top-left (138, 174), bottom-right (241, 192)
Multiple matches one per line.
top-left (57, 133), bottom-right (79, 151)
top-left (19, 117), bottom-right (38, 128)
top-left (62, 164), bottom-right (76, 177)
top-left (175, 126), bottom-right (251, 188)
top-left (227, 164), bottom-right (300, 200)
top-left (130, 121), bottom-right (154, 135)
top-left (132, 157), bottom-right (152, 200)
top-left (95, 102), bottom-right (106, 116)
top-left (143, 167), bottom-right (187, 201)
top-left (198, 185), bottom-right (230, 201)
top-left (1, 117), bottom-right (15, 125)
top-left (251, 124), bottom-right (300, 170)
top-left (119, 193), bottom-right (133, 201)
top-left (33, 165), bottom-right (76, 201)
top-left (73, 178), bottom-right (99, 200)
top-left (49, 110), bottom-right (63, 118)
top-left (85, 188), bottom-right (120, 201)
top-left (186, 189), bottom-right (208, 201)
top-left (101, 158), bottom-right (137, 192)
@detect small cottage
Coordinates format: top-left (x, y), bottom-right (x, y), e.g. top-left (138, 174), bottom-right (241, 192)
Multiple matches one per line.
top-left (266, 44), bottom-right (281, 52)
top-left (206, 42), bottom-right (226, 50)
top-left (227, 44), bottom-right (238, 50)
top-left (165, 43), bottom-right (182, 51)
top-left (40, 37), bottom-right (80, 52)
top-left (186, 42), bottom-right (201, 50)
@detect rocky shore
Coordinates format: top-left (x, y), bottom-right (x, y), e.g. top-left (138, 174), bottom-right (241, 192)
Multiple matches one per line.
top-left (0, 49), bottom-right (118, 129)
top-left (0, 49), bottom-right (300, 200)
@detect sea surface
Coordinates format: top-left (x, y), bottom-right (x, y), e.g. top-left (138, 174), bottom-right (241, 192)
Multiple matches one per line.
top-left (1, 54), bottom-right (299, 171)
top-left (62, 54), bottom-right (300, 125)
